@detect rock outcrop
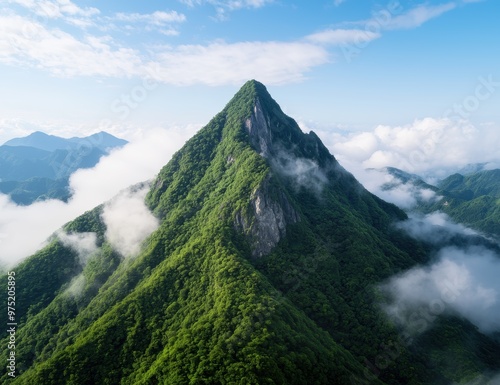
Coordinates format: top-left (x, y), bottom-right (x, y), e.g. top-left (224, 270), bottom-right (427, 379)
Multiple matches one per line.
top-left (235, 179), bottom-right (299, 258)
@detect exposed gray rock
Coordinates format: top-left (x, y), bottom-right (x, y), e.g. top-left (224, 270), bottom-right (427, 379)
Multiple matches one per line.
top-left (235, 179), bottom-right (299, 258)
top-left (244, 98), bottom-right (273, 158)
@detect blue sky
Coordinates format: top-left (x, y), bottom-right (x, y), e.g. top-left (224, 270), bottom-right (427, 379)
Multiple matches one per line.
top-left (0, 0), bottom-right (499, 151)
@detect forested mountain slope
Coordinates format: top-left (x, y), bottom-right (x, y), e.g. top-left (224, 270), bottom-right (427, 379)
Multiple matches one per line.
top-left (1, 81), bottom-right (499, 384)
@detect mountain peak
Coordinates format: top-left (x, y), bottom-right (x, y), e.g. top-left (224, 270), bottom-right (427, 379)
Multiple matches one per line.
top-left (224, 80), bottom-right (335, 169)
top-left (6, 81), bottom-right (499, 385)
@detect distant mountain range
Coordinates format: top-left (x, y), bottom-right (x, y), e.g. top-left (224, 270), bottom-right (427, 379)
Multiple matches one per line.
top-left (2, 81), bottom-right (499, 384)
top-left (3, 131), bottom-right (127, 152)
top-left (0, 131), bottom-right (127, 204)
top-left (379, 166), bottom-right (500, 239)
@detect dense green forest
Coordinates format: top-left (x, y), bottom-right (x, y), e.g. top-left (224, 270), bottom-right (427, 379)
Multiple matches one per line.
top-left (380, 166), bottom-right (500, 239)
top-left (1, 80), bottom-right (499, 384)
top-left (423, 170), bottom-right (500, 238)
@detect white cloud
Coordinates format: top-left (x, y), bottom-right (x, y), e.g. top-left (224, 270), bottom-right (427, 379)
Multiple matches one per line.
top-left (397, 212), bottom-right (479, 243)
top-left (385, 3), bottom-right (456, 30)
top-left (343, 2), bottom-right (457, 32)
top-left (382, 213), bottom-right (500, 335)
top-left (4, 0), bottom-right (100, 18)
top-left (179, 0), bottom-right (273, 20)
top-left (317, 118), bottom-right (500, 178)
top-left (381, 245), bottom-right (500, 334)
top-left (0, 126), bottom-right (196, 267)
top-left (306, 29), bottom-right (380, 46)
top-left (0, 1), bottom-right (472, 86)
top-left (151, 41), bottom-right (329, 86)
top-left (357, 170), bottom-right (439, 209)
top-left (101, 186), bottom-right (159, 257)
top-left (57, 231), bottom-right (98, 265)
top-left (272, 151), bottom-right (327, 195)
top-left (114, 11), bottom-right (185, 24)
top-left (0, 10), bottom-right (327, 85)
top-left (111, 10), bottom-right (186, 35)
top-left (179, 0), bottom-right (272, 10)
top-left (3, 0), bottom-right (99, 28)
top-left (66, 274), bottom-right (86, 297)
top-left (0, 14), bottom-right (143, 78)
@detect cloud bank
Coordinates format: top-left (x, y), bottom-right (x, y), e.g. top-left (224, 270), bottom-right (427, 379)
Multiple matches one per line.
top-left (310, 118), bottom-right (500, 208)
top-left (382, 246), bottom-right (500, 334)
top-left (0, 126), bottom-right (196, 267)
top-left (381, 213), bottom-right (500, 336)
top-left (359, 169), bottom-right (439, 209)
top-left (320, 118), bottom-right (500, 178)
top-left (101, 186), bottom-right (159, 257)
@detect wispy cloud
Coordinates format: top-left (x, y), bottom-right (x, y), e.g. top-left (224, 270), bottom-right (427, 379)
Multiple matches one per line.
top-left (57, 231), bottom-right (99, 266)
top-left (0, 14), bottom-right (143, 77)
top-left (179, 0), bottom-right (272, 10)
top-left (304, 2), bottom-right (458, 63)
top-left (110, 11), bottom-right (186, 36)
top-left (3, 0), bottom-right (99, 27)
top-left (342, 2), bottom-right (457, 31)
top-left (178, 0), bottom-right (273, 20)
top-left (0, 1), bottom-right (478, 86)
top-left (4, 0), bottom-right (99, 18)
top-left (0, 10), bottom-right (326, 85)
top-left (384, 3), bottom-right (456, 30)
top-left (0, 15), bottom-right (141, 77)
top-left (150, 41), bottom-right (329, 85)
top-left (306, 28), bottom-right (380, 46)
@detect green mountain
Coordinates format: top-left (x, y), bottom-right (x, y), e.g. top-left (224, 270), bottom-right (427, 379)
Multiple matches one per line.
top-left (2, 81), bottom-right (499, 384)
top-left (0, 177), bottom-right (70, 205)
top-left (0, 131), bottom-right (128, 205)
top-left (378, 167), bottom-right (438, 192)
top-left (373, 166), bottom-right (500, 239)
top-left (422, 169), bottom-right (500, 238)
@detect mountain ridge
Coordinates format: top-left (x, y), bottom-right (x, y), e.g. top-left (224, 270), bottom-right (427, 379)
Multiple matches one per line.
top-left (2, 80), bottom-right (499, 384)
top-left (3, 130), bottom-right (128, 152)
top-left (0, 131), bottom-right (128, 204)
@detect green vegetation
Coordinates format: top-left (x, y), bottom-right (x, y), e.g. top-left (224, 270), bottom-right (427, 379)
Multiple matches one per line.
top-left (1, 80), bottom-right (499, 384)
top-left (0, 177), bottom-right (70, 205)
top-left (422, 169), bottom-right (500, 238)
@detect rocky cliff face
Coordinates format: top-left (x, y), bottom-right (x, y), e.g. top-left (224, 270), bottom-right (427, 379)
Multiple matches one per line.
top-left (244, 98), bottom-right (273, 158)
top-left (235, 96), bottom-right (305, 258)
top-left (235, 178), bottom-right (299, 258)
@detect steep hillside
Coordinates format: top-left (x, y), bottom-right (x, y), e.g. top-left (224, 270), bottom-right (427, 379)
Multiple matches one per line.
top-left (424, 170), bottom-right (500, 238)
top-left (1, 81), bottom-right (499, 384)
